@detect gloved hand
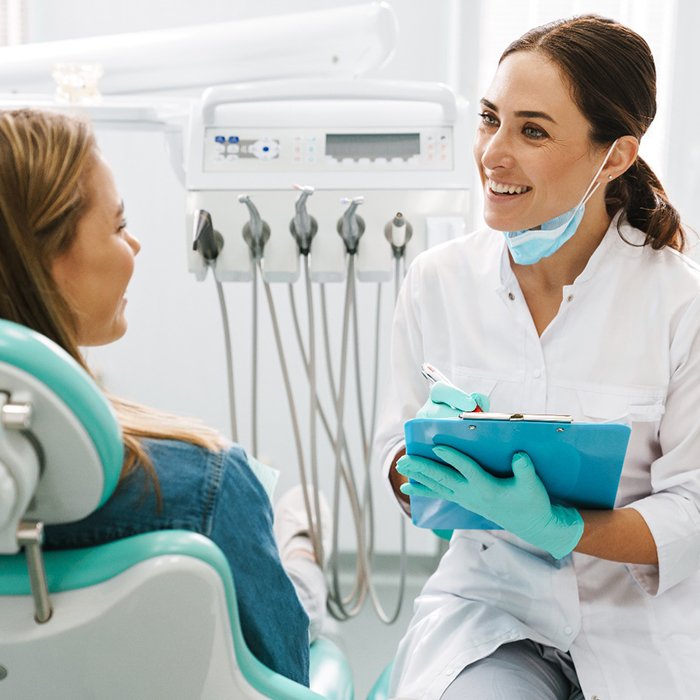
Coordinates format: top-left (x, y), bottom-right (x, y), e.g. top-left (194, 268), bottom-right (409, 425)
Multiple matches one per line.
top-left (417, 381), bottom-right (490, 419)
top-left (397, 447), bottom-right (584, 559)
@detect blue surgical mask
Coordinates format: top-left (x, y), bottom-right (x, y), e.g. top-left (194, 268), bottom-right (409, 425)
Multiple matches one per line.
top-left (503, 140), bottom-right (618, 265)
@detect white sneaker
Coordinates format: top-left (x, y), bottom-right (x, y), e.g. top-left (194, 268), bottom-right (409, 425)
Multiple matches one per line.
top-left (274, 484), bottom-right (332, 565)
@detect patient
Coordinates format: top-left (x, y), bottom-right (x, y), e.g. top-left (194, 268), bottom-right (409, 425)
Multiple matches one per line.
top-left (0, 108), bottom-right (326, 686)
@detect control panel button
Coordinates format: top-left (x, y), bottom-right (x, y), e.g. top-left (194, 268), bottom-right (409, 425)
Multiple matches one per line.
top-left (250, 139), bottom-right (280, 160)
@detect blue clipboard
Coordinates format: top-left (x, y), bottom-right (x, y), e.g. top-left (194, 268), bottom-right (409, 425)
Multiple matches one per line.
top-left (404, 412), bottom-right (631, 530)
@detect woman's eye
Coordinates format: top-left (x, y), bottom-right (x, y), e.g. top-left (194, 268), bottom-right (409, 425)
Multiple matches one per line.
top-left (117, 219), bottom-right (128, 233)
top-left (478, 111), bottom-right (498, 127)
top-left (523, 125), bottom-right (547, 140)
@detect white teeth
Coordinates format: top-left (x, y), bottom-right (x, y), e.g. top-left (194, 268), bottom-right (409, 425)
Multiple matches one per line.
top-left (488, 179), bottom-right (530, 195)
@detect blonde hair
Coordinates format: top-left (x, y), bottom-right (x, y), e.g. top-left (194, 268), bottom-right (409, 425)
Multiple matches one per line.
top-left (0, 108), bottom-right (224, 502)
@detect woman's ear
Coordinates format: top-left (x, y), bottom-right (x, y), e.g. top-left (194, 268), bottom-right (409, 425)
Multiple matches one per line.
top-left (603, 135), bottom-right (639, 181)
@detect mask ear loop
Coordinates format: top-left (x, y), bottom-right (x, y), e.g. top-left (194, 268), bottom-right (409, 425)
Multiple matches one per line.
top-left (578, 139), bottom-right (619, 208)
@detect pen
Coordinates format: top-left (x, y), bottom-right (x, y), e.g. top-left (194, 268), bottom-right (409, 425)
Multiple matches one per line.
top-left (420, 362), bottom-right (455, 386)
top-left (420, 362), bottom-right (483, 412)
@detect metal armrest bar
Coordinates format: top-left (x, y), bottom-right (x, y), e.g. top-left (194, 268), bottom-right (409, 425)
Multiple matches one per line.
top-left (16, 519), bottom-right (52, 623)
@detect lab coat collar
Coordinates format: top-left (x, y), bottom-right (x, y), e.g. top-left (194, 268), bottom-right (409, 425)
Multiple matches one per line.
top-left (494, 209), bottom-right (631, 293)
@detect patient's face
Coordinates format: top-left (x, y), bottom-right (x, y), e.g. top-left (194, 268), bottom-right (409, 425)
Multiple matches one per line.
top-left (51, 155), bottom-right (141, 346)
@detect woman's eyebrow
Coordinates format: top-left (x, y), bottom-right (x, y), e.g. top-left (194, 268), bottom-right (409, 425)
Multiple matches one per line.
top-left (480, 98), bottom-right (557, 124)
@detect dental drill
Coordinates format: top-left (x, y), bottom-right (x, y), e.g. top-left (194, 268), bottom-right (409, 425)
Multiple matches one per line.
top-left (288, 185), bottom-right (326, 565)
top-left (227, 191), bottom-right (414, 623)
top-left (385, 212), bottom-right (413, 299)
top-left (192, 210), bottom-right (239, 444)
top-left (337, 196), bottom-right (365, 254)
top-left (238, 195), bottom-right (270, 457)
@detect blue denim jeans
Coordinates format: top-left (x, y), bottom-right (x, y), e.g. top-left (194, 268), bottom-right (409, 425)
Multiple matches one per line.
top-left (44, 439), bottom-right (310, 686)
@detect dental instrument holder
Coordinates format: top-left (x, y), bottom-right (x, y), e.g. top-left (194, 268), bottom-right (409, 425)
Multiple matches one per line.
top-left (238, 195), bottom-right (271, 262)
top-left (337, 197), bottom-right (365, 255)
top-left (185, 79), bottom-right (473, 284)
top-left (192, 209), bottom-right (224, 266)
top-left (290, 185), bottom-right (318, 256)
top-left (384, 212), bottom-right (413, 258)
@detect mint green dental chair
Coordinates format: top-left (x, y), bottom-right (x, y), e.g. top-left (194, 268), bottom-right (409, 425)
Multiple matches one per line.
top-left (0, 319), bottom-right (353, 699)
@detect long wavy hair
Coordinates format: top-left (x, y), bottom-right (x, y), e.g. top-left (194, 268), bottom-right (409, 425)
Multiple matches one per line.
top-left (0, 108), bottom-right (224, 502)
top-left (501, 14), bottom-right (684, 251)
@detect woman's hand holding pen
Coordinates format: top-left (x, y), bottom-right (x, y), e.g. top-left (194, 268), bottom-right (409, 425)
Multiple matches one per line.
top-left (390, 380), bottom-right (489, 513)
top-left (417, 381), bottom-right (489, 419)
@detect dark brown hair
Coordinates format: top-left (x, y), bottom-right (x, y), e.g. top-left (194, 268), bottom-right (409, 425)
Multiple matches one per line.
top-left (501, 14), bottom-right (684, 251)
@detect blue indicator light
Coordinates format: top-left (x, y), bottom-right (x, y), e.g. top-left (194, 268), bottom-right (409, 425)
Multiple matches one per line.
top-left (228, 136), bottom-right (239, 143)
top-left (262, 146), bottom-right (269, 152)
top-left (214, 135), bottom-right (225, 143)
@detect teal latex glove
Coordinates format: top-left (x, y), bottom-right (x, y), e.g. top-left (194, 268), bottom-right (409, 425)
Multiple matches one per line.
top-left (397, 447), bottom-right (584, 559)
top-left (417, 381), bottom-right (490, 419)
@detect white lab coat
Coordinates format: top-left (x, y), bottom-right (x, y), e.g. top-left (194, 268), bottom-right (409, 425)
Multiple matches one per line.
top-left (375, 213), bottom-right (700, 699)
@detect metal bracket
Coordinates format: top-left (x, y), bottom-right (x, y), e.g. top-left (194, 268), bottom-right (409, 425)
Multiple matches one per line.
top-left (16, 519), bottom-right (52, 623)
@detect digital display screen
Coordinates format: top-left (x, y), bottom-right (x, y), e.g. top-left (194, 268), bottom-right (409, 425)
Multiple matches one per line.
top-left (325, 133), bottom-right (420, 160)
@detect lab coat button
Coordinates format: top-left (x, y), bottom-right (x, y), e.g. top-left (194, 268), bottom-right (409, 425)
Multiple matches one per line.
top-left (533, 369), bottom-right (542, 378)
top-left (566, 294), bottom-right (574, 302)
top-left (507, 292), bottom-right (515, 301)
top-left (563, 625), bottom-right (573, 635)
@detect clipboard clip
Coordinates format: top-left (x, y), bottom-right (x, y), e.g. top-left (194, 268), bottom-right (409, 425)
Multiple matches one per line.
top-left (458, 411), bottom-right (574, 423)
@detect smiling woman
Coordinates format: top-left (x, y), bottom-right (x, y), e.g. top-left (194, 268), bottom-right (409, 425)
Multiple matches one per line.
top-left (0, 108), bottom-right (319, 686)
top-left (474, 52), bottom-right (637, 264)
top-left (51, 156), bottom-right (140, 346)
top-left (473, 0), bottom-right (676, 190)
top-left (375, 14), bottom-right (700, 700)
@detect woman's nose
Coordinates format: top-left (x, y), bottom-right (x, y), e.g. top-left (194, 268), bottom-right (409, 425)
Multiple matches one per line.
top-left (480, 129), bottom-right (515, 171)
top-left (127, 232), bottom-right (141, 256)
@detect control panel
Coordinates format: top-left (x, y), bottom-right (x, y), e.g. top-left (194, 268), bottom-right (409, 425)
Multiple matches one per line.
top-left (203, 126), bottom-right (453, 172)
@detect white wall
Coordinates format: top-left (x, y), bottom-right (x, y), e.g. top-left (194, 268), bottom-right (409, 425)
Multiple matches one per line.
top-left (664, 0), bottom-right (700, 247)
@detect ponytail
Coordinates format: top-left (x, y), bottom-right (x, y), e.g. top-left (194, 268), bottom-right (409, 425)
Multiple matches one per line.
top-left (606, 156), bottom-right (685, 252)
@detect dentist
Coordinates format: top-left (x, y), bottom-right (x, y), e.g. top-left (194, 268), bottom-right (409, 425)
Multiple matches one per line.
top-left (375, 14), bottom-right (700, 699)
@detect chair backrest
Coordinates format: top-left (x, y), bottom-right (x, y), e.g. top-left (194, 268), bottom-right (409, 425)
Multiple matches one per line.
top-left (0, 320), bottom-right (351, 699)
top-left (0, 318), bottom-right (123, 554)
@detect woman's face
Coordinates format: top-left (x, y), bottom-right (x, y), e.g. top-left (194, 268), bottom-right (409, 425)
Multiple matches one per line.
top-left (473, 50), bottom-right (606, 233)
top-left (51, 155), bottom-right (140, 346)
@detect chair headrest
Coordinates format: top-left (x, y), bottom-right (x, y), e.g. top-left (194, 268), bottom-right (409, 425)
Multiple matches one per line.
top-left (0, 320), bottom-right (123, 551)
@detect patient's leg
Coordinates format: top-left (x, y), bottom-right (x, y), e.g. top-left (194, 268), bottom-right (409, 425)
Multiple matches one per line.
top-left (274, 485), bottom-right (331, 642)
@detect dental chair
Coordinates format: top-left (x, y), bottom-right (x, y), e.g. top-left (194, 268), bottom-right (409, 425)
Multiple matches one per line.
top-left (0, 319), bottom-right (353, 699)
